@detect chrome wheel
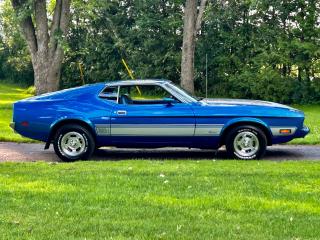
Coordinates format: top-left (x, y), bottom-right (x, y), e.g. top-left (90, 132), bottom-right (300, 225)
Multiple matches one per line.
top-left (233, 131), bottom-right (260, 158)
top-left (60, 132), bottom-right (86, 157)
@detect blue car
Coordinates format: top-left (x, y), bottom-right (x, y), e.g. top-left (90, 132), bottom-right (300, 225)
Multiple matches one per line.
top-left (11, 79), bottom-right (309, 161)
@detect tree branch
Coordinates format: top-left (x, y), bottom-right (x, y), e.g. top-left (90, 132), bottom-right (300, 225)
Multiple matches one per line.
top-left (59, 0), bottom-right (71, 35)
top-left (11, 0), bottom-right (38, 56)
top-left (34, 0), bottom-right (49, 53)
top-left (49, 0), bottom-right (62, 57)
top-left (195, 0), bottom-right (208, 34)
top-left (50, 0), bottom-right (70, 58)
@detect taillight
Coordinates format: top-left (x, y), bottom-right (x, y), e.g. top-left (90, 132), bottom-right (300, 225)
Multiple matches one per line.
top-left (21, 121), bottom-right (29, 127)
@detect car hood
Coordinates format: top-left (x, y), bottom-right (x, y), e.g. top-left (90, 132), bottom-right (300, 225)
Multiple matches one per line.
top-left (201, 98), bottom-right (296, 111)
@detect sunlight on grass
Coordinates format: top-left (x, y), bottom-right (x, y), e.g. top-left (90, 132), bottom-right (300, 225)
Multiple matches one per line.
top-left (0, 161), bottom-right (320, 239)
top-left (0, 177), bottom-right (75, 193)
top-left (284, 182), bottom-right (320, 193)
top-left (291, 105), bottom-right (320, 145)
top-left (243, 196), bottom-right (320, 214)
top-left (0, 82), bottom-right (35, 142)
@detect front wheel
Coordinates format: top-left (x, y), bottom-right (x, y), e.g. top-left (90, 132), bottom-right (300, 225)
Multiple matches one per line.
top-left (225, 125), bottom-right (267, 160)
top-left (53, 124), bottom-right (95, 162)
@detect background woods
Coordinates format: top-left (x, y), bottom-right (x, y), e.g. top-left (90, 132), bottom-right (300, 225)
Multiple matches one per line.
top-left (0, 0), bottom-right (319, 103)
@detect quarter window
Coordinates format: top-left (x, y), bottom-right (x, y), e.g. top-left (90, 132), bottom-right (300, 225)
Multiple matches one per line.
top-left (99, 86), bottom-right (118, 102)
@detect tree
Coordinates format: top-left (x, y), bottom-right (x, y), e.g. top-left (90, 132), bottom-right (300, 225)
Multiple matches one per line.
top-left (11, 0), bottom-right (71, 94)
top-left (181, 0), bottom-right (207, 94)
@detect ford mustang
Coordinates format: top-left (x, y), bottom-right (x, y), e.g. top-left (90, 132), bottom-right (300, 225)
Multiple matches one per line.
top-left (10, 79), bottom-right (309, 161)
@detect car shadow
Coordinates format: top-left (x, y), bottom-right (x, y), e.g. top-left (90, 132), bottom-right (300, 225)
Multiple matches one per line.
top-left (90, 147), bottom-right (304, 161)
top-left (92, 148), bottom-right (222, 161)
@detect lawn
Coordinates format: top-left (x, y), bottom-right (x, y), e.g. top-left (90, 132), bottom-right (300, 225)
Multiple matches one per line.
top-left (0, 82), bottom-right (319, 144)
top-left (0, 82), bottom-right (34, 142)
top-left (291, 105), bottom-right (320, 145)
top-left (0, 160), bottom-right (320, 239)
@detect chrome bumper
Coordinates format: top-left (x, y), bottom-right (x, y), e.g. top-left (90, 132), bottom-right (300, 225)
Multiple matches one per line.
top-left (10, 122), bottom-right (15, 130)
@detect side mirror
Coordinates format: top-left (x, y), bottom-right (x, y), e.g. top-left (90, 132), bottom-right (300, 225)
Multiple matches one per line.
top-left (163, 97), bottom-right (175, 105)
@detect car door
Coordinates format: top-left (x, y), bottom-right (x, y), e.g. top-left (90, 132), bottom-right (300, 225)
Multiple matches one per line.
top-left (110, 84), bottom-right (195, 147)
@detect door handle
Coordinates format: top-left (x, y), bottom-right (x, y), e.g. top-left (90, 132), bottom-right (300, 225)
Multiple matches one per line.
top-left (116, 110), bottom-right (127, 115)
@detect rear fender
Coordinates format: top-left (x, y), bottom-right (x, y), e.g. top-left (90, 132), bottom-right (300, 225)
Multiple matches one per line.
top-left (45, 116), bottom-right (95, 149)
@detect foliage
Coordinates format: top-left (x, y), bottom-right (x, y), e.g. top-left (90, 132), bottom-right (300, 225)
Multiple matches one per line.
top-left (1, 160), bottom-right (320, 239)
top-left (196, 0), bottom-right (320, 103)
top-left (0, 0), bottom-right (320, 103)
top-left (0, 0), bottom-right (33, 85)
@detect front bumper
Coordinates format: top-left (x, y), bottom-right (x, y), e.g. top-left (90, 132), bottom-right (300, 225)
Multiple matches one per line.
top-left (295, 125), bottom-right (310, 138)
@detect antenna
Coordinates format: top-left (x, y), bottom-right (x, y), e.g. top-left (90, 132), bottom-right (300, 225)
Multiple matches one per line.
top-left (205, 53), bottom-right (208, 98)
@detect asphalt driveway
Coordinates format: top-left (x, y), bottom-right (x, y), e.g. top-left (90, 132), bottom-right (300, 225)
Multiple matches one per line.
top-left (0, 142), bottom-right (319, 162)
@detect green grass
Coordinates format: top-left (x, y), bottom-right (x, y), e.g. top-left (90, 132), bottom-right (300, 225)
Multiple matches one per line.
top-left (291, 105), bottom-right (320, 145)
top-left (0, 82), bottom-right (319, 144)
top-left (0, 82), bottom-right (35, 142)
top-left (0, 160), bottom-right (320, 239)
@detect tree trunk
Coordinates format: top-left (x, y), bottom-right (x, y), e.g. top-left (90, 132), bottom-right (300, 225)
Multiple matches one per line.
top-left (11, 0), bottom-right (70, 95)
top-left (33, 57), bottom-right (62, 94)
top-left (181, 0), bottom-right (197, 94)
top-left (181, 0), bottom-right (207, 94)
top-left (33, 60), bottom-right (49, 94)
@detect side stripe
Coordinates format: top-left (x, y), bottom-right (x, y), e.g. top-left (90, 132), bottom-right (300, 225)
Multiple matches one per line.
top-left (96, 124), bottom-right (298, 137)
top-left (111, 124), bottom-right (194, 136)
top-left (95, 124), bottom-right (110, 136)
top-left (95, 123), bottom-right (224, 137)
top-left (194, 124), bottom-right (224, 136)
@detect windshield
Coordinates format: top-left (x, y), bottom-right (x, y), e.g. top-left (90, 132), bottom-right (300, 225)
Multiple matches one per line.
top-left (164, 82), bottom-right (198, 103)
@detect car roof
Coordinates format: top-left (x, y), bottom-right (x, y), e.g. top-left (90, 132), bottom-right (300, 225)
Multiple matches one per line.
top-left (105, 79), bottom-right (171, 87)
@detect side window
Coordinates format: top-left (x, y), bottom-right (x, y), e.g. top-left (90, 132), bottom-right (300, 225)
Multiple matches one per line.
top-left (99, 86), bottom-right (118, 102)
top-left (130, 85), bottom-right (168, 100)
top-left (118, 85), bottom-right (179, 104)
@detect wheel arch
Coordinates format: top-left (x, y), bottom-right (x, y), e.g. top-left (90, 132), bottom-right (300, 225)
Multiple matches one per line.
top-left (45, 118), bottom-right (96, 149)
top-left (220, 118), bottom-right (272, 146)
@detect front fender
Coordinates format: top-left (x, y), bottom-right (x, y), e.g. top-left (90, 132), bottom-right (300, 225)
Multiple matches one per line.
top-left (221, 117), bottom-right (272, 140)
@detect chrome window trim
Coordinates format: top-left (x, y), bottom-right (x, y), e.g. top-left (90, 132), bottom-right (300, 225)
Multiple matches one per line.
top-left (116, 85), bottom-right (120, 104)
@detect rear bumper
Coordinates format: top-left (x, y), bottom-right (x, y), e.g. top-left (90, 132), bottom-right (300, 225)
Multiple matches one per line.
top-left (295, 125), bottom-right (310, 138)
top-left (10, 122), bottom-right (15, 130)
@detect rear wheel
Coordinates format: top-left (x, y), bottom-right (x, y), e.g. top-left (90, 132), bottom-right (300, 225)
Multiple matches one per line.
top-left (53, 124), bottom-right (95, 162)
top-left (225, 125), bottom-right (267, 160)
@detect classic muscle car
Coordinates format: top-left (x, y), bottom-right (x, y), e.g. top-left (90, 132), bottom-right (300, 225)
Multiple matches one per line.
top-left (10, 79), bottom-right (309, 161)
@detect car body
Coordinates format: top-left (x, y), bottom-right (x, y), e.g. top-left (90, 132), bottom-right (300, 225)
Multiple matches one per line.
top-left (11, 79), bottom-right (310, 161)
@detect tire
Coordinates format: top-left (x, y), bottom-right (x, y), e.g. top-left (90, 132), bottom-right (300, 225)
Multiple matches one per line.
top-left (225, 125), bottom-right (267, 160)
top-left (53, 124), bottom-right (95, 162)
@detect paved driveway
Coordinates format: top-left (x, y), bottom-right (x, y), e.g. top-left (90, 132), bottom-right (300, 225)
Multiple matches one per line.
top-left (0, 142), bottom-right (319, 162)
